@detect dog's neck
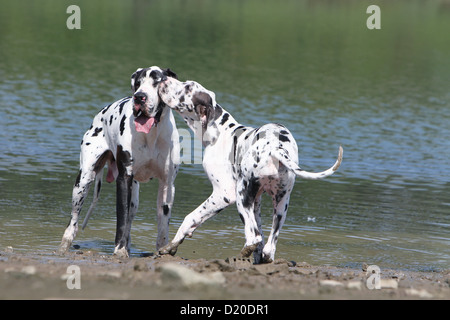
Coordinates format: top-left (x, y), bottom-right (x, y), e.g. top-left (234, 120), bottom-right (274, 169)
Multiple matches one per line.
top-left (158, 105), bottom-right (172, 123)
top-left (147, 106), bottom-right (173, 137)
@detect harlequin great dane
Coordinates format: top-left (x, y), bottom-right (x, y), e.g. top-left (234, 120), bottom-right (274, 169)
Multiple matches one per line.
top-left (58, 66), bottom-right (180, 257)
top-left (158, 78), bottom-right (343, 264)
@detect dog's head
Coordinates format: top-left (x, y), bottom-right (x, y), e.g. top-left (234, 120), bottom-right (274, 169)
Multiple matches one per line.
top-left (158, 78), bottom-right (218, 132)
top-left (130, 66), bottom-right (177, 133)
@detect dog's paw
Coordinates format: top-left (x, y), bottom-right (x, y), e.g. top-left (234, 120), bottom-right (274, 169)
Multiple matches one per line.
top-left (113, 246), bottom-right (130, 258)
top-left (240, 243), bottom-right (260, 258)
top-left (57, 239), bottom-right (71, 256)
top-left (261, 253), bottom-right (273, 264)
top-left (158, 243), bottom-right (178, 256)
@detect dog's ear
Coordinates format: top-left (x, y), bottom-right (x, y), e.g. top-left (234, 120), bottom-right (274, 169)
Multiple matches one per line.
top-left (192, 92), bottom-right (214, 128)
top-left (163, 68), bottom-right (178, 79)
top-left (192, 92), bottom-right (213, 109)
top-left (196, 104), bottom-right (207, 126)
top-left (131, 68), bottom-right (144, 92)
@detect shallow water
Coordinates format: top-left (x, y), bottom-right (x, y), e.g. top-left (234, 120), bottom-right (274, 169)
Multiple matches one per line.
top-left (0, 0), bottom-right (449, 271)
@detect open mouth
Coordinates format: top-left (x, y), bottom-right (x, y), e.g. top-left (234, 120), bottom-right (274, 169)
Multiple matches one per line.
top-left (134, 108), bottom-right (155, 134)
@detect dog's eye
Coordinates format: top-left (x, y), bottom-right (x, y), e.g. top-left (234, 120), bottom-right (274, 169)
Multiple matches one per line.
top-left (150, 70), bottom-right (163, 82)
top-left (135, 80), bottom-right (141, 90)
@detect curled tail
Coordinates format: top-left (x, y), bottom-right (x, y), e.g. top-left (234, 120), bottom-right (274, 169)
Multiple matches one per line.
top-left (274, 145), bottom-right (343, 180)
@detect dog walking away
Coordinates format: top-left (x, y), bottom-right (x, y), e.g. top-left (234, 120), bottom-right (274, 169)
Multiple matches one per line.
top-left (58, 66), bottom-right (180, 257)
top-left (158, 78), bottom-right (342, 264)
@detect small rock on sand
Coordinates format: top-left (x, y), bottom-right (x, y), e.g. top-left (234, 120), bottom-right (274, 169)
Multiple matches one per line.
top-left (319, 280), bottom-right (344, 288)
top-left (160, 263), bottom-right (225, 288)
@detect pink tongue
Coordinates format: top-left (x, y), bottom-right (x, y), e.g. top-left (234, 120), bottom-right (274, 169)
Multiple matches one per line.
top-left (134, 115), bottom-right (155, 134)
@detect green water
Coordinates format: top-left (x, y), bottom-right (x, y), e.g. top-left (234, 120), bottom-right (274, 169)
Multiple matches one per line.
top-left (0, 0), bottom-right (449, 271)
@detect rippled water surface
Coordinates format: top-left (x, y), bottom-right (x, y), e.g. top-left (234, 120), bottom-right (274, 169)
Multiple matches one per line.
top-left (1, 0), bottom-right (449, 271)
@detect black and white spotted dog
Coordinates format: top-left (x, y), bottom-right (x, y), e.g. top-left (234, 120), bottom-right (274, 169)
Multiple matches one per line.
top-left (158, 78), bottom-right (343, 264)
top-left (58, 66), bottom-right (180, 257)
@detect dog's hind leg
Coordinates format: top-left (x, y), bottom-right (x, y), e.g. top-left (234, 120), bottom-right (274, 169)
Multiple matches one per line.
top-left (58, 167), bottom-right (96, 254)
top-left (58, 146), bottom-right (112, 255)
top-left (236, 179), bottom-right (264, 260)
top-left (252, 194), bottom-right (265, 264)
top-left (82, 168), bottom-right (103, 230)
top-left (83, 155), bottom-right (117, 230)
top-left (262, 183), bottom-right (293, 263)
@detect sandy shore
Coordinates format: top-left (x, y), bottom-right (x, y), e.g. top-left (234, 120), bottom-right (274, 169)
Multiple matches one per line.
top-left (0, 249), bottom-right (448, 300)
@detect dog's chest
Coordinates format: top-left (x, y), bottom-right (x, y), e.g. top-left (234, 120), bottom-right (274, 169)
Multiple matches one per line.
top-left (131, 133), bottom-right (164, 182)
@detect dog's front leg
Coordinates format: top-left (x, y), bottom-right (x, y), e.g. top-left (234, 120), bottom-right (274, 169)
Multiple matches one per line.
top-left (125, 180), bottom-right (139, 253)
top-left (114, 146), bottom-right (134, 257)
top-left (114, 171), bottom-right (134, 257)
top-left (159, 191), bottom-right (234, 255)
top-left (155, 177), bottom-right (176, 250)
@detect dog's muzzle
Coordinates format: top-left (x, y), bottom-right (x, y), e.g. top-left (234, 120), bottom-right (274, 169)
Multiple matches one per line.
top-left (134, 92), bottom-right (147, 106)
top-left (133, 92), bottom-right (148, 117)
top-left (133, 92), bottom-right (156, 134)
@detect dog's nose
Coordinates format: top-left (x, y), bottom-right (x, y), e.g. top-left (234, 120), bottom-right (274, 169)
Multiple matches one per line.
top-left (134, 92), bottom-right (147, 105)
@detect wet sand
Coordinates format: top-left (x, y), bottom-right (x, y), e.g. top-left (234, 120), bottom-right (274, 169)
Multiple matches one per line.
top-left (0, 249), bottom-right (449, 300)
